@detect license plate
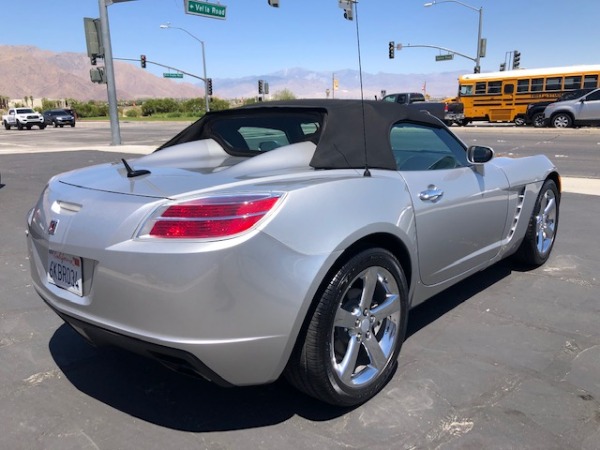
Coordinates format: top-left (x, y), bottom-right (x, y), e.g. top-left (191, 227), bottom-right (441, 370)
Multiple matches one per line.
top-left (47, 250), bottom-right (83, 297)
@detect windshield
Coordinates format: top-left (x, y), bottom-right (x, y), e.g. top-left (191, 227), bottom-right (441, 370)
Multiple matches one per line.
top-left (16, 109), bottom-right (35, 114)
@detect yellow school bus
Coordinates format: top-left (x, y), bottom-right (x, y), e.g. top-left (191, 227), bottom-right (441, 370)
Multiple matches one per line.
top-left (457, 65), bottom-right (600, 125)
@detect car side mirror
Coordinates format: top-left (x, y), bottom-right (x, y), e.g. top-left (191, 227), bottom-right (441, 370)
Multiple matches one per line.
top-left (467, 145), bottom-right (494, 164)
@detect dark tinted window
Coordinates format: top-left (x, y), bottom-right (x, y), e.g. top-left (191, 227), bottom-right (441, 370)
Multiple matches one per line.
top-left (517, 79), bottom-right (529, 93)
top-left (564, 76), bottom-right (582, 90)
top-left (583, 75), bottom-right (598, 88)
top-left (208, 111), bottom-right (323, 154)
top-left (475, 82), bottom-right (486, 94)
top-left (585, 90), bottom-right (600, 101)
top-left (546, 77), bottom-right (562, 91)
top-left (531, 78), bottom-right (544, 92)
top-left (487, 81), bottom-right (502, 94)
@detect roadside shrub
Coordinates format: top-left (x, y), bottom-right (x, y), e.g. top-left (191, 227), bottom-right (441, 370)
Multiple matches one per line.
top-left (125, 108), bottom-right (140, 118)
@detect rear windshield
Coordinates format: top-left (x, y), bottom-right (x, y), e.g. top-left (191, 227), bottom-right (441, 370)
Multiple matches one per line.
top-left (160, 109), bottom-right (324, 156)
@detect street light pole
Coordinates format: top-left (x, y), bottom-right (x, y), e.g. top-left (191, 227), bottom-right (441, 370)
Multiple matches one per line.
top-left (424, 0), bottom-right (483, 73)
top-left (160, 24), bottom-right (209, 113)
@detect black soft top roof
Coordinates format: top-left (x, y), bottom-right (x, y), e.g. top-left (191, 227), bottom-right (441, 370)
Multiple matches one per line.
top-left (159, 99), bottom-right (445, 171)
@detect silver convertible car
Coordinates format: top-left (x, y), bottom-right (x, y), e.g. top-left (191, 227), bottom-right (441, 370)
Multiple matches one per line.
top-left (27, 100), bottom-right (560, 406)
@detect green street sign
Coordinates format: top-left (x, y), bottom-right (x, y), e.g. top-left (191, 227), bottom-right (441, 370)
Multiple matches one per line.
top-left (185, 0), bottom-right (227, 20)
top-left (435, 54), bottom-right (454, 61)
top-left (164, 73), bottom-right (184, 79)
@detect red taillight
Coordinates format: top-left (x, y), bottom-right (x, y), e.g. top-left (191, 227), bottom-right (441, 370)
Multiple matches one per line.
top-left (143, 194), bottom-right (283, 239)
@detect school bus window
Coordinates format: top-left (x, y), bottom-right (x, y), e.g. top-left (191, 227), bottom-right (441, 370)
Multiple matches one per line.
top-left (460, 85), bottom-right (473, 95)
top-left (517, 79), bottom-right (529, 93)
top-left (487, 81), bottom-right (502, 94)
top-left (583, 75), bottom-right (598, 88)
top-left (564, 76), bottom-right (581, 90)
top-left (475, 82), bottom-right (486, 94)
top-left (504, 84), bottom-right (514, 94)
top-left (546, 77), bottom-right (562, 91)
top-left (531, 78), bottom-right (544, 92)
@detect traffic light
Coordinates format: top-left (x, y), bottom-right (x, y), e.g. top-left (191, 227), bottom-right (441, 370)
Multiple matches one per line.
top-left (267, 0), bottom-right (279, 6)
top-left (90, 55), bottom-right (97, 66)
top-left (338, 0), bottom-right (353, 20)
top-left (513, 50), bottom-right (521, 69)
top-left (258, 79), bottom-right (264, 94)
top-left (499, 63), bottom-right (506, 71)
top-left (206, 78), bottom-right (213, 96)
top-left (140, 54), bottom-right (146, 69)
top-left (474, 66), bottom-right (481, 74)
top-left (389, 41), bottom-right (395, 59)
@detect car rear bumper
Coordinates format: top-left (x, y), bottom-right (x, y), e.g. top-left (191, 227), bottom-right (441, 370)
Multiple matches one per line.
top-left (47, 304), bottom-right (234, 386)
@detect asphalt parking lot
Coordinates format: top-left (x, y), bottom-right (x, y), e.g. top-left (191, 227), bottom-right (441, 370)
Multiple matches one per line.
top-left (1, 136), bottom-right (599, 449)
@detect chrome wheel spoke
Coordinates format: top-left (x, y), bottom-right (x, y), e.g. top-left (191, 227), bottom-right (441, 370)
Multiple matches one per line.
top-left (335, 336), bottom-right (361, 384)
top-left (358, 267), bottom-right (378, 311)
top-left (334, 307), bottom-right (358, 329)
top-left (363, 335), bottom-right (388, 370)
top-left (371, 294), bottom-right (400, 322)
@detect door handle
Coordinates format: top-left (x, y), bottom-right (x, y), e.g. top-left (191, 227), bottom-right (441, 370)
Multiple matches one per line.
top-left (419, 187), bottom-right (444, 202)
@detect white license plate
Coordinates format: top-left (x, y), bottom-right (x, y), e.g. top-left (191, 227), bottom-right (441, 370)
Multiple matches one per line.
top-left (47, 250), bottom-right (83, 297)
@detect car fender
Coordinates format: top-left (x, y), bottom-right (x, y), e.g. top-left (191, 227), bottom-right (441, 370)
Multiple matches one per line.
top-left (490, 155), bottom-right (557, 189)
top-left (260, 171), bottom-right (418, 371)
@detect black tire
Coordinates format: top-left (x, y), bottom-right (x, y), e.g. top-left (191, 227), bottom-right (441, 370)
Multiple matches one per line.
top-left (3, 122), bottom-right (10, 130)
top-left (17, 121), bottom-right (23, 130)
top-left (39, 124), bottom-right (46, 130)
top-left (285, 248), bottom-right (408, 406)
top-left (53, 121), bottom-right (58, 128)
top-left (515, 179), bottom-right (559, 267)
top-left (514, 116), bottom-right (526, 126)
top-left (71, 123), bottom-right (76, 127)
top-left (532, 112), bottom-right (545, 128)
top-left (26, 125), bottom-right (32, 130)
top-left (551, 113), bottom-right (572, 128)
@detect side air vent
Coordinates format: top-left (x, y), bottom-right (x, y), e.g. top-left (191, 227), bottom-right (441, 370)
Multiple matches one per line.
top-left (507, 187), bottom-right (526, 240)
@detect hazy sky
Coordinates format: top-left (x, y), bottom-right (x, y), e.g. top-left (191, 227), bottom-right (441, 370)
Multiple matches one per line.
top-left (2, 0), bottom-right (599, 81)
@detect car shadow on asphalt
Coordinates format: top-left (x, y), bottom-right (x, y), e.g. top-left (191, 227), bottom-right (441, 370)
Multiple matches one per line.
top-left (48, 260), bottom-right (514, 432)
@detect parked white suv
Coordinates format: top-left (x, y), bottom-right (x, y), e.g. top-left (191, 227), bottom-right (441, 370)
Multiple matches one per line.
top-left (544, 88), bottom-right (600, 128)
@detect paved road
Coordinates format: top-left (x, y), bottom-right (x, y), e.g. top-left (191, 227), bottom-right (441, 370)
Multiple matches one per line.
top-left (1, 129), bottom-right (599, 449)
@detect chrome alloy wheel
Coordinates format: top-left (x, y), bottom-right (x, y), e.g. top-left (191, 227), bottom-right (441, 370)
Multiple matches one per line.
top-left (535, 187), bottom-right (557, 256)
top-left (331, 266), bottom-right (401, 388)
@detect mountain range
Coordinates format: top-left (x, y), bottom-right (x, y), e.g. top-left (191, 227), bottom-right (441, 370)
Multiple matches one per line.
top-left (0, 45), bottom-right (463, 102)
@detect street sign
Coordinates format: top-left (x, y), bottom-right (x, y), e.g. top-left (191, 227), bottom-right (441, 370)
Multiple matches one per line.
top-left (435, 54), bottom-right (454, 61)
top-left (164, 73), bottom-right (184, 79)
top-left (185, 0), bottom-right (227, 20)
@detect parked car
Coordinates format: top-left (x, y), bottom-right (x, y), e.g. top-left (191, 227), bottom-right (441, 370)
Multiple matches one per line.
top-left (43, 109), bottom-right (76, 127)
top-left (27, 100), bottom-right (560, 406)
top-left (543, 88), bottom-right (600, 128)
top-left (525, 88), bottom-right (595, 127)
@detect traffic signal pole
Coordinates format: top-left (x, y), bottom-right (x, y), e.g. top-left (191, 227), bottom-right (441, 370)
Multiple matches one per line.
top-left (98, 0), bottom-right (121, 145)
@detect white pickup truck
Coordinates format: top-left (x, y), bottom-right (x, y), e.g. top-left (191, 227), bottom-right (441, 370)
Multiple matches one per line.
top-left (2, 108), bottom-right (46, 130)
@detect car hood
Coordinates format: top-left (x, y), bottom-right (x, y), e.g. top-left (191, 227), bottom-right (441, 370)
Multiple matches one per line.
top-left (56, 139), bottom-right (318, 199)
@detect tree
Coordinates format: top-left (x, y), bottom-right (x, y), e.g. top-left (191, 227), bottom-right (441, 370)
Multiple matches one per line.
top-left (272, 89), bottom-right (296, 101)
